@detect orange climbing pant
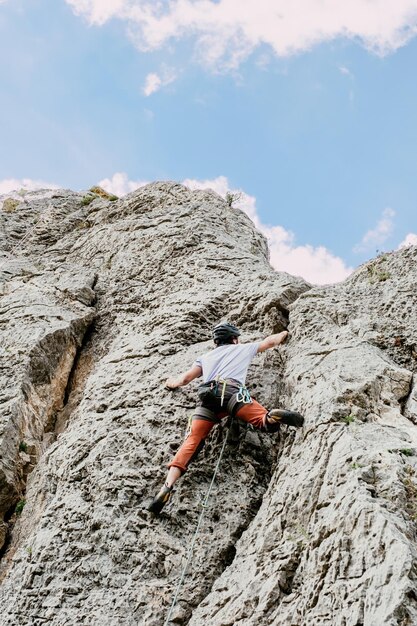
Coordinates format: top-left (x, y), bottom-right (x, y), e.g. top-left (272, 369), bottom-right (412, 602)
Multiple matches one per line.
top-left (168, 399), bottom-right (268, 474)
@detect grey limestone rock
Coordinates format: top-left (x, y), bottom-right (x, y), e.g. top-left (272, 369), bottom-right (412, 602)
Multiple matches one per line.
top-left (0, 184), bottom-right (307, 625)
top-left (0, 183), bottom-right (416, 626)
top-left (190, 246), bottom-right (417, 626)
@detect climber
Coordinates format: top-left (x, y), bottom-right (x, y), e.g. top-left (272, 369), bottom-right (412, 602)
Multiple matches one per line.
top-left (148, 322), bottom-right (304, 514)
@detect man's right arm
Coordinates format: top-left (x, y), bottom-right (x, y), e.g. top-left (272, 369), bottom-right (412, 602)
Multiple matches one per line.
top-left (165, 364), bottom-right (202, 390)
top-left (257, 330), bottom-right (289, 353)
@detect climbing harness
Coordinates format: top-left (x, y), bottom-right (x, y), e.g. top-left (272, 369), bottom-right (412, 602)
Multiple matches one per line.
top-left (196, 378), bottom-right (252, 420)
top-left (219, 379), bottom-right (227, 407)
top-left (236, 385), bottom-right (252, 404)
top-left (163, 421), bottom-right (232, 626)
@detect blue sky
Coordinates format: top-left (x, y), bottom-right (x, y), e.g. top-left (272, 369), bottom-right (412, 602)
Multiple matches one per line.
top-left (1, 0), bottom-right (417, 283)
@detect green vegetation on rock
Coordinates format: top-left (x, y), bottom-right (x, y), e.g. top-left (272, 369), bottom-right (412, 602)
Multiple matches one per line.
top-left (2, 198), bottom-right (20, 213)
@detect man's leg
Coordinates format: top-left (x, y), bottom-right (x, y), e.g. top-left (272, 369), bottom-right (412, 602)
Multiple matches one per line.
top-left (236, 400), bottom-right (304, 431)
top-left (168, 418), bottom-right (216, 476)
top-left (148, 418), bottom-right (216, 514)
top-left (235, 399), bottom-right (268, 429)
top-left (268, 408), bottom-right (304, 428)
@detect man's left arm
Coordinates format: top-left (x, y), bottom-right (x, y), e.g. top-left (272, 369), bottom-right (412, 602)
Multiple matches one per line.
top-left (165, 364), bottom-right (202, 390)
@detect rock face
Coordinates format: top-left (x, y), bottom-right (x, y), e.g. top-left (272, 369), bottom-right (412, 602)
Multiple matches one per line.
top-left (0, 184), bottom-right (416, 626)
top-left (190, 246), bottom-right (417, 626)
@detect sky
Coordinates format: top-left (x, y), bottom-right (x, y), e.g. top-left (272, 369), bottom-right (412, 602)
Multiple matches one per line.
top-left (1, 0), bottom-right (417, 284)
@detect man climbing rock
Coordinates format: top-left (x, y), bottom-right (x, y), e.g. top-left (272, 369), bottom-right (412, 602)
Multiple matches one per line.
top-left (148, 322), bottom-right (304, 514)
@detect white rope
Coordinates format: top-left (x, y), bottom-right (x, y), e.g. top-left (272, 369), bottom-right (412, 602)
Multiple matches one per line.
top-left (163, 423), bottom-right (231, 626)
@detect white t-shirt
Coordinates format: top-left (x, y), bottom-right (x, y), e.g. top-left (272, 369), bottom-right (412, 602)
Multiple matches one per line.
top-left (194, 342), bottom-right (260, 385)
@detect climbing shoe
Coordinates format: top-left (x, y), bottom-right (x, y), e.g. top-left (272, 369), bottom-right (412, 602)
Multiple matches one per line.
top-left (268, 409), bottom-right (304, 428)
top-left (148, 484), bottom-right (173, 515)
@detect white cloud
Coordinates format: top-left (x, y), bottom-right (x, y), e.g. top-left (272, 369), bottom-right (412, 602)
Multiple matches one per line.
top-left (66, 1), bottom-right (417, 70)
top-left (339, 65), bottom-right (354, 79)
top-left (339, 65), bottom-right (355, 102)
top-left (0, 178), bottom-right (59, 195)
top-left (183, 175), bottom-right (353, 284)
top-left (143, 73), bottom-right (162, 96)
top-left (65, 0), bottom-right (128, 25)
top-left (143, 108), bottom-right (155, 120)
top-left (98, 172), bottom-right (148, 196)
top-left (143, 67), bottom-right (177, 96)
top-left (354, 207), bottom-right (395, 253)
top-left (0, 170), bottom-right (352, 284)
top-left (183, 175), bottom-right (231, 199)
top-left (398, 232), bottom-right (417, 248)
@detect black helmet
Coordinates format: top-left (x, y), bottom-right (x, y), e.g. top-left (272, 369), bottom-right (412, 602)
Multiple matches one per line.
top-left (212, 322), bottom-right (241, 345)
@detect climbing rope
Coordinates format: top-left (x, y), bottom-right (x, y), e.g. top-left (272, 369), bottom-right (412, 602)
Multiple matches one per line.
top-left (163, 421), bottom-right (231, 626)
